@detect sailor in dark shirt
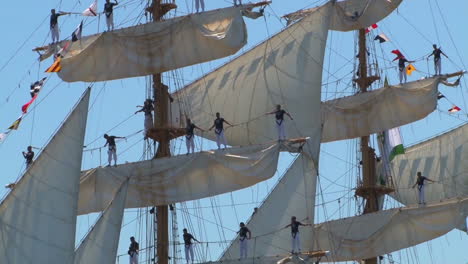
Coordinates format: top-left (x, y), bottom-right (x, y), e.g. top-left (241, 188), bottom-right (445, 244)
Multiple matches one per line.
top-left (22, 146), bottom-right (34, 168)
top-left (396, 57), bottom-right (415, 84)
top-left (266, 105), bottom-right (293, 141)
top-left (185, 118), bottom-right (204, 155)
top-left (237, 222), bottom-right (251, 259)
top-left (128, 236), bottom-right (139, 264)
top-left (50, 9), bottom-right (69, 43)
top-left (412, 171), bottom-right (435, 204)
top-left (103, 134), bottom-right (125, 167)
top-left (104, 0), bottom-right (119, 31)
top-left (208, 112), bottom-right (233, 150)
top-left (284, 216), bottom-right (310, 254)
top-left (183, 228), bottom-right (200, 264)
top-left (428, 44), bottom-right (448, 76)
top-left (135, 99), bottom-right (154, 139)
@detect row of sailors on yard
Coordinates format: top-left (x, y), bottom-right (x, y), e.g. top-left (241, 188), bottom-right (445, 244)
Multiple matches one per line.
top-left (123, 217), bottom-right (307, 264)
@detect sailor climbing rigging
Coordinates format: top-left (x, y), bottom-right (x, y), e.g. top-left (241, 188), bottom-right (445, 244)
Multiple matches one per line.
top-left (185, 118), bottom-right (204, 155)
top-left (209, 112), bottom-right (232, 150)
top-left (412, 171), bottom-right (435, 205)
top-left (22, 146), bottom-right (34, 168)
top-left (237, 222), bottom-right (251, 259)
top-left (135, 99), bottom-right (154, 139)
top-left (104, 0), bottom-right (119, 31)
top-left (428, 44), bottom-right (448, 76)
top-left (183, 228), bottom-right (200, 264)
top-left (128, 236), bottom-right (139, 264)
top-left (103, 134), bottom-right (125, 167)
top-left (266, 105), bottom-right (293, 141)
top-left (284, 216), bottom-right (311, 254)
top-left (50, 9), bottom-right (70, 43)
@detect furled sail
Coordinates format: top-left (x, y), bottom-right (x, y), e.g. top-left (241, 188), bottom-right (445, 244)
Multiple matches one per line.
top-left (58, 6), bottom-right (248, 82)
top-left (0, 89), bottom-right (90, 263)
top-left (79, 143), bottom-right (281, 215)
top-left (314, 198), bottom-right (468, 262)
top-left (74, 180), bottom-right (129, 264)
top-left (219, 154), bottom-right (317, 261)
top-left (390, 123), bottom-right (468, 205)
top-left (321, 78), bottom-right (440, 143)
top-left (283, 0), bottom-right (402, 30)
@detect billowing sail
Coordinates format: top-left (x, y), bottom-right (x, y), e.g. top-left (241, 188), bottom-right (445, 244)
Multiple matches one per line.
top-left (0, 89), bottom-right (90, 263)
top-left (79, 143), bottom-right (281, 215)
top-left (74, 180), bottom-right (129, 264)
top-left (173, 0), bottom-right (402, 161)
top-left (283, 0), bottom-right (402, 30)
top-left (314, 198), bottom-right (468, 262)
top-left (321, 78), bottom-right (440, 143)
top-left (391, 123), bottom-right (468, 205)
top-left (58, 6), bottom-right (248, 82)
top-left (219, 154), bottom-right (317, 260)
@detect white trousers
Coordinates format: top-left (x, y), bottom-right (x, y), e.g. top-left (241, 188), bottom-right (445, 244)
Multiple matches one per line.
top-left (418, 185), bottom-right (425, 204)
top-left (185, 244), bottom-right (194, 263)
top-left (108, 146), bottom-right (117, 165)
top-left (434, 59), bottom-right (442, 75)
top-left (51, 26), bottom-right (60, 43)
top-left (144, 114), bottom-right (153, 137)
top-left (399, 69), bottom-right (407, 84)
top-left (291, 233), bottom-right (301, 253)
top-left (276, 121), bottom-right (286, 140)
top-left (216, 130), bottom-right (227, 149)
top-left (239, 239), bottom-right (248, 259)
top-left (195, 0), bottom-right (205, 12)
top-left (106, 13), bottom-right (114, 31)
top-left (234, 0), bottom-right (242, 5)
top-left (186, 135), bottom-right (195, 154)
top-left (129, 253), bottom-right (139, 264)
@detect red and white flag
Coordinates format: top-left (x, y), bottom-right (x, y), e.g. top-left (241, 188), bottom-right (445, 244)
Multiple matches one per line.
top-left (365, 24), bottom-right (378, 33)
top-left (83, 0), bottom-right (98, 16)
top-left (448, 106), bottom-right (461, 113)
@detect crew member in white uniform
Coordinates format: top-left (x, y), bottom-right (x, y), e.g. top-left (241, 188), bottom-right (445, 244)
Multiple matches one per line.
top-left (237, 222), bottom-right (251, 259)
top-left (209, 112), bottom-right (232, 150)
top-left (128, 236), bottom-right (139, 264)
top-left (412, 171), bottom-right (435, 204)
top-left (185, 118), bottom-right (204, 155)
top-left (266, 105), bottom-right (293, 141)
top-left (135, 99), bottom-right (154, 139)
top-left (284, 216), bottom-right (310, 254)
top-left (183, 228), bottom-right (200, 264)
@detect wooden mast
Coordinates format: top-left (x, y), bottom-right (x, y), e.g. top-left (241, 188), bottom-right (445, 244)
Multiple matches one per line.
top-left (149, 1), bottom-right (177, 264)
top-left (355, 28), bottom-right (379, 264)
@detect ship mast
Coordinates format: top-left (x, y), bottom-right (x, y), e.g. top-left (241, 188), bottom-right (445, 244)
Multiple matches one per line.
top-left (355, 28), bottom-right (392, 264)
top-left (148, 1), bottom-right (179, 264)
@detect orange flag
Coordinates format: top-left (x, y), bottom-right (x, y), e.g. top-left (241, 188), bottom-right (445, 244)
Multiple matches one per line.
top-left (406, 64), bottom-right (416, 75)
top-left (45, 57), bottom-right (62, 73)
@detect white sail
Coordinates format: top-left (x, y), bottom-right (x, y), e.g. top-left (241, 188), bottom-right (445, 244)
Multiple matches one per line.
top-left (283, 0), bottom-right (402, 31)
top-left (79, 143), bottom-right (282, 215)
top-left (74, 180), bottom-right (129, 264)
top-left (0, 89), bottom-right (90, 263)
top-left (321, 78), bottom-right (440, 143)
top-left (391, 123), bottom-right (468, 205)
top-left (173, 3), bottom-right (336, 161)
top-left (314, 198), bottom-right (468, 262)
top-left (219, 154), bottom-right (317, 260)
top-left (58, 6), bottom-right (248, 82)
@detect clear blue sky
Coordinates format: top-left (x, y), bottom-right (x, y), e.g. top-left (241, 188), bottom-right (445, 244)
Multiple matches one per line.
top-left (0, 0), bottom-right (467, 263)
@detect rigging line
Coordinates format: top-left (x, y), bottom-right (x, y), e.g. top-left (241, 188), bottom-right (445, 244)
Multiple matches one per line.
top-left (83, 112), bottom-right (137, 147)
top-left (396, 13), bottom-right (433, 46)
top-left (427, 0), bottom-right (441, 45)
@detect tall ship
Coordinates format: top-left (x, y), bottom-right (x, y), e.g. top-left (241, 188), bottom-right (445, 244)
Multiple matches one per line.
top-left (0, 0), bottom-right (467, 263)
